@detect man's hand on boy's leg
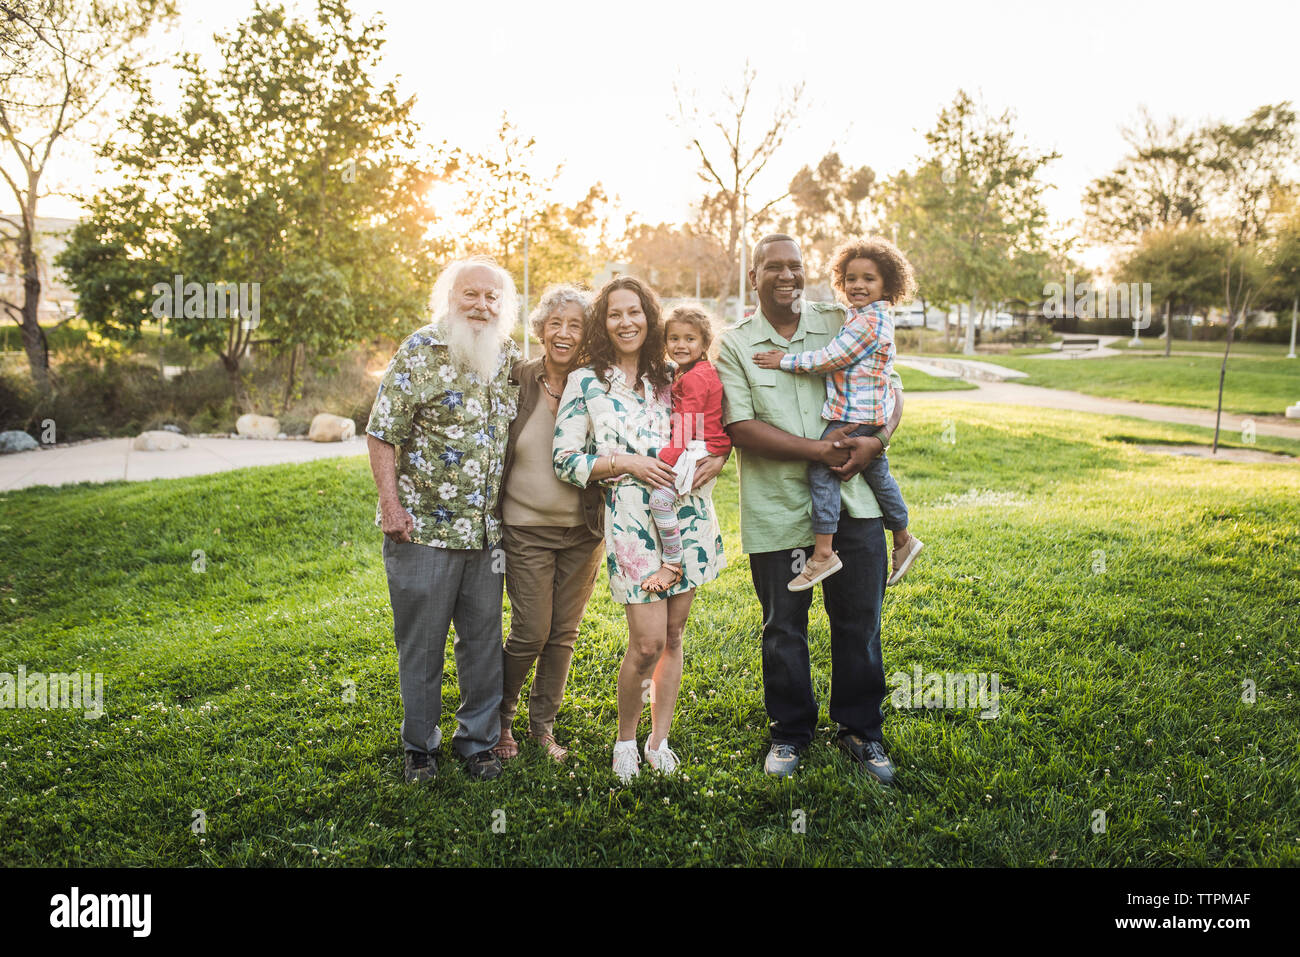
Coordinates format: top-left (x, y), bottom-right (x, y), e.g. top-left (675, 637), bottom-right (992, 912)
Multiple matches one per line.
top-left (828, 434), bottom-right (884, 480)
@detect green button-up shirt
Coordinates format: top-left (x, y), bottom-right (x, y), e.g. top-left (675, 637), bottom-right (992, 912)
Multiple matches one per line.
top-left (715, 301), bottom-right (904, 555)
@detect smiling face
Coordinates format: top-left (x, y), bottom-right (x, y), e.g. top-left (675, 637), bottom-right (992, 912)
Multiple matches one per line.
top-left (750, 239), bottom-right (804, 321)
top-left (665, 320), bottom-right (705, 366)
top-left (842, 256), bottom-right (887, 307)
top-left (541, 302), bottom-right (584, 372)
top-left (451, 263), bottom-right (503, 329)
top-left (605, 288), bottom-right (647, 361)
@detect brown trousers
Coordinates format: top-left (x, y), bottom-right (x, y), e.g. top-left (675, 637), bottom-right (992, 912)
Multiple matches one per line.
top-left (500, 523), bottom-right (604, 737)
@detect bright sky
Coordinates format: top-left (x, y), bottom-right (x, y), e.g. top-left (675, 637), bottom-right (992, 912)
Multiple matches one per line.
top-left (42, 0), bottom-right (1300, 266)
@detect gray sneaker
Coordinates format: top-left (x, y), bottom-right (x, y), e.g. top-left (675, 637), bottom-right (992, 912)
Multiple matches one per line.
top-left (764, 743), bottom-right (800, 777)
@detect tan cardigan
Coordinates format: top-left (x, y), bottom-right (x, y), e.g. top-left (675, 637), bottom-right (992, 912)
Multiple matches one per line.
top-left (497, 357), bottom-right (604, 538)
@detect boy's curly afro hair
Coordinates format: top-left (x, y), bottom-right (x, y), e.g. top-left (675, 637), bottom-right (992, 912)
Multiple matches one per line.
top-left (830, 236), bottom-right (916, 306)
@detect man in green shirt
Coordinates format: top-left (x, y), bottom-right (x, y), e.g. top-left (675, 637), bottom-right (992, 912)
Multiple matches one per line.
top-left (715, 234), bottom-right (901, 784)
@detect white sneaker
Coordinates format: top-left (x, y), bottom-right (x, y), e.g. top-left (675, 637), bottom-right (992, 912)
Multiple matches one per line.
top-left (613, 744), bottom-right (641, 783)
top-left (645, 739), bottom-right (679, 775)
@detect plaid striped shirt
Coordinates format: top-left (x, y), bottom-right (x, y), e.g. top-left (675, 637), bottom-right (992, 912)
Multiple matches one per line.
top-left (778, 300), bottom-right (895, 425)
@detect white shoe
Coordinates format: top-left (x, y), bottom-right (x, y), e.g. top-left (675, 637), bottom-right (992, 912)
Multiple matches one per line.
top-left (645, 739), bottom-right (679, 775)
top-left (613, 744), bottom-right (641, 783)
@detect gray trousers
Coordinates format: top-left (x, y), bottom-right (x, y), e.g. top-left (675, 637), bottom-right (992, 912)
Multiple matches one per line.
top-left (382, 538), bottom-right (504, 758)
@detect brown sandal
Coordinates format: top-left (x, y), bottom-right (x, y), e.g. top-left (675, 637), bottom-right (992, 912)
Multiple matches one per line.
top-left (641, 562), bottom-right (684, 594)
top-left (493, 726), bottom-right (519, 760)
top-left (531, 732), bottom-right (569, 762)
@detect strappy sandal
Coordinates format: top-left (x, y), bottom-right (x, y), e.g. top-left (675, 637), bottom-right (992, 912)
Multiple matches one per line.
top-left (641, 562), bottom-right (684, 594)
top-left (530, 732), bottom-right (569, 763)
top-left (492, 726), bottom-right (519, 760)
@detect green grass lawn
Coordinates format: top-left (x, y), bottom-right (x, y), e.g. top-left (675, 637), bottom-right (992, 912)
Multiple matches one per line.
top-left (979, 353), bottom-right (1300, 417)
top-left (1, 404), bottom-right (1297, 866)
top-left (897, 365), bottom-right (977, 392)
top-left (1119, 338), bottom-right (1296, 357)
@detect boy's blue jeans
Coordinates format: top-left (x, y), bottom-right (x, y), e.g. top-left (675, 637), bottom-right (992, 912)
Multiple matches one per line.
top-left (810, 420), bottom-right (908, 534)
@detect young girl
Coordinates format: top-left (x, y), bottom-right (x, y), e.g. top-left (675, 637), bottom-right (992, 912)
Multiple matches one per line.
top-left (753, 237), bottom-right (923, 592)
top-left (641, 303), bottom-right (732, 594)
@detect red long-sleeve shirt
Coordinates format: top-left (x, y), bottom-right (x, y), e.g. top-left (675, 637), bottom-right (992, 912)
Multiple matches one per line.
top-left (657, 358), bottom-right (732, 467)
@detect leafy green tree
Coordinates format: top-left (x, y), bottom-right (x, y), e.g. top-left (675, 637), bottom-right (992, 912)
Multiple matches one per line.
top-left (0, 0), bottom-right (178, 392)
top-left (1116, 226), bottom-right (1230, 355)
top-left (58, 0), bottom-right (441, 409)
top-left (888, 91), bottom-right (1058, 354)
top-left (1082, 109), bottom-right (1211, 248)
top-left (781, 151), bottom-right (876, 279)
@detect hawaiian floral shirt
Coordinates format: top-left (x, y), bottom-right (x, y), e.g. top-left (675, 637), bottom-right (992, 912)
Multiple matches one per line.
top-left (366, 321), bottom-right (520, 549)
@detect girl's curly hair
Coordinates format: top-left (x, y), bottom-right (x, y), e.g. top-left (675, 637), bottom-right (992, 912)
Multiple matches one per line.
top-left (830, 236), bottom-right (916, 306)
top-left (576, 276), bottom-right (673, 396)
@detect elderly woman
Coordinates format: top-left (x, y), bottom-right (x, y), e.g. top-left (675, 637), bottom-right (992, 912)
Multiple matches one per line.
top-left (494, 284), bottom-right (605, 763)
top-left (552, 276), bottom-right (727, 783)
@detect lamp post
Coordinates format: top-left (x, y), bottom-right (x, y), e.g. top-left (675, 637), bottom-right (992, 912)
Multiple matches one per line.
top-left (736, 190), bottom-right (748, 323)
top-left (522, 212), bottom-right (530, 360)
top-left (1288, 296), bottom-right (1297, 359)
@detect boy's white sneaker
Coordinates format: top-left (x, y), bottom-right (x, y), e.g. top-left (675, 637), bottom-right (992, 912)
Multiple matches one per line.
top-left (645, 739), bottom-right (679, 775)
top-left (613, 743), bottom-right (641, 783)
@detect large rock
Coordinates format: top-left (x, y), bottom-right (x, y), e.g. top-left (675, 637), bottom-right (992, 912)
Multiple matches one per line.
top-left (308, 413), bottom-right (356, 443)
top-left (235, 413), bottom-right (281, 438)
top-left (132, 430), bottom-right (190, 451)
top-left (0, 430), bottom-right (38, 453)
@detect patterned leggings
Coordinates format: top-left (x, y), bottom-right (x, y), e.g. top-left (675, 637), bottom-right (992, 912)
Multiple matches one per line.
top-left (648, 485), bottom-right (683, 566)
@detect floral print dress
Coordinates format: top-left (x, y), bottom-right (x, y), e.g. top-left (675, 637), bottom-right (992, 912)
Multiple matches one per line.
top-left (552, 365), bottom-right (725, 605)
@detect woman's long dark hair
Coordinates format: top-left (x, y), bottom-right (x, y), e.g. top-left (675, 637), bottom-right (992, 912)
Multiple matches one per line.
top-left (576, 275), bottom-right (673, 396)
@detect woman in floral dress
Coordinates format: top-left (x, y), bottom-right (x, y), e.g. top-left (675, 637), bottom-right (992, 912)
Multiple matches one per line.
top-left (552, 276), bottom-right (727, 783)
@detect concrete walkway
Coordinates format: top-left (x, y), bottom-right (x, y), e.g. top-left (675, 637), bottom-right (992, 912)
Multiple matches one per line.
top-left (906, 380), bottom-right (1300, 441)
top-left (0, 435), bottom-right (369, 491)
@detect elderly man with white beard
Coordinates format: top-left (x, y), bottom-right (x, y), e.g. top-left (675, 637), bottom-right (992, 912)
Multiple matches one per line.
top-left (366, 256), bottom-right (521, 783)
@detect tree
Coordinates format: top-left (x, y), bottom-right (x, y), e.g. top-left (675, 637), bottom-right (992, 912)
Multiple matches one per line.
top-left (780, 151), bottom-right (876, 279)
top-left (0, 0), bottom-right (178, 392)
top-left (624, 222), bottom-right (730, 299)
top-left (57, 0), bottom-right (441, 409)
top-left (1212, 243), bottom-right (1270, 452)
top-left (1116, 226), bottom-right (1229, 355)
top-left (1082, 108), bottom-right (1211, 249)
top-left (888, 91), bottom-right (1058, 354)
top-left (431, 114), bottom-right (610, 302)
top-left (1204, 102), bottom-right (1297, 246)
top-left (675, 61), bottom-right (804, 317)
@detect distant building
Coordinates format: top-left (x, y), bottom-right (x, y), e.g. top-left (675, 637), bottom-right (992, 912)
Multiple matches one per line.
top-left (0, 215), bottom-right (79, 324)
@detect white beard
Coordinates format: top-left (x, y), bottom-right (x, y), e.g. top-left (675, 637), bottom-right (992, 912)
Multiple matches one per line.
top-left (445, 311), bottom-right (506, 380)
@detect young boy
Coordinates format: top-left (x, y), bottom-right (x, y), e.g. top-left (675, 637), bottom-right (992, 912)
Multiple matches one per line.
top-left (753, 236), bottom-right (923, 592)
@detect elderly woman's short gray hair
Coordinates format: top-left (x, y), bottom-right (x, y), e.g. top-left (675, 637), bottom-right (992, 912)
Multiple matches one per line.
top-left (528, 283), bottom-right (591, 340)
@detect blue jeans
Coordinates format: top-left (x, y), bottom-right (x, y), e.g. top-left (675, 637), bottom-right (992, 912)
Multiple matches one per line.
top-left (809, 420), bottom-right (908, 534)
top-left (749, 515), bottom-right (888, 747)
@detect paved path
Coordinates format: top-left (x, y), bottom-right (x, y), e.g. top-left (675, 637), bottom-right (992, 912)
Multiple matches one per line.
top-left (906, 381), bottom-right (1300, 441)
top-left (0, 435), bottom-right (369, 491)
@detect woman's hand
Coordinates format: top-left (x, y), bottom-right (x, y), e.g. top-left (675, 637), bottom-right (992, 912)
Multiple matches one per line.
top-left (624, 454), bottom-right (677, 490)
top-left (751, 349), bottom-right (785, 369)
top-left (690, 453), bottom-right (727, 491)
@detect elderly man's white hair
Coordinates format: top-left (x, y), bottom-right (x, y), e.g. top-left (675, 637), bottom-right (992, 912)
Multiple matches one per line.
top-left (429, 255), bottom-right (519, 339)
